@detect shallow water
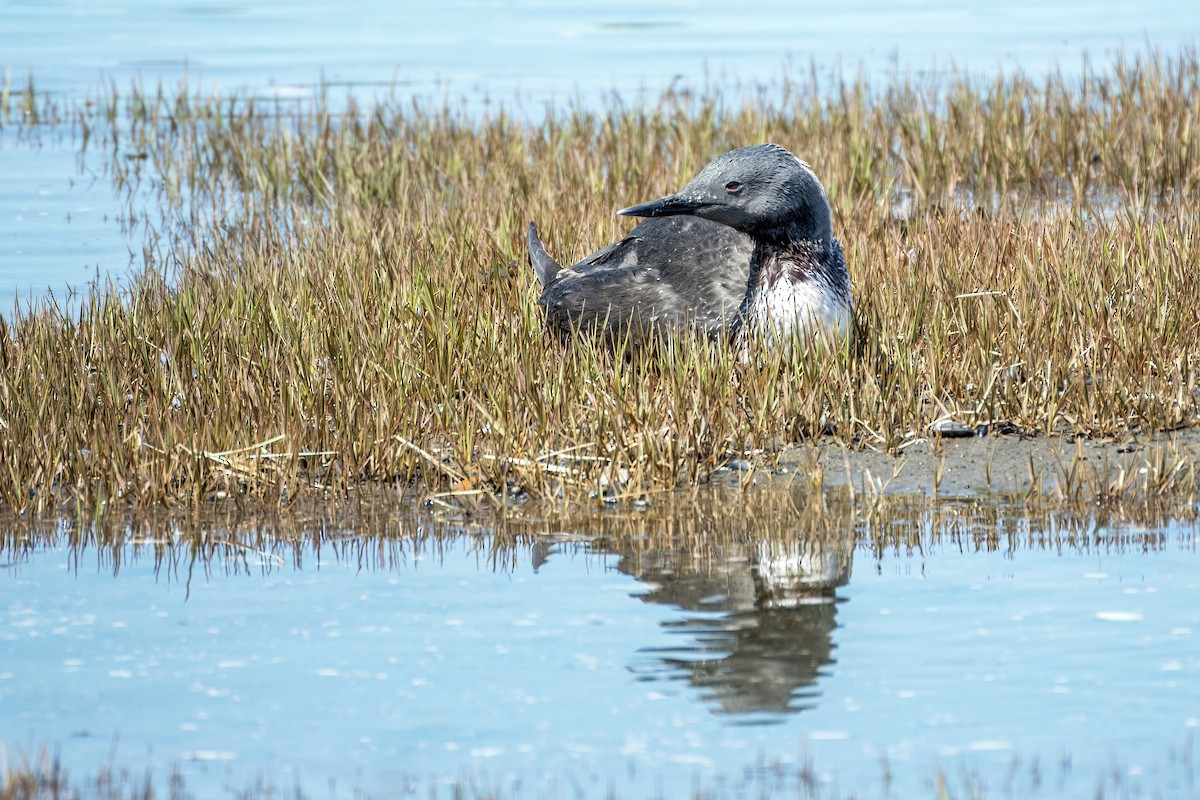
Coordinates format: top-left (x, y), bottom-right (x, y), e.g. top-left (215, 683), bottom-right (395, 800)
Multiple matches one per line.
top-left (4, 9), bottom-right (1200, 794)
top-left (2, 505), bottom-right (1197, 798)
top-left (8, 1), bottom-right (1198, 104)
top-left (3, 1), bottom-right (1200, 312)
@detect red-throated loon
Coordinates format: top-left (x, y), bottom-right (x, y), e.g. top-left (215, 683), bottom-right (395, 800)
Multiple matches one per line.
top-left (529, 143), bottom-right (853, 350)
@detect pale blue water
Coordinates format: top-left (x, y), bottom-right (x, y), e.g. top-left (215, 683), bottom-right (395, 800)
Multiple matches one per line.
top-left (4, 7), bottom-right (1200, 796)
top-left (2, 519), bottom-right (1197, 798)
top-left (2, 0), bottom-right (1200, 312)
top-left (7, 0), bottom-right (1197, 104)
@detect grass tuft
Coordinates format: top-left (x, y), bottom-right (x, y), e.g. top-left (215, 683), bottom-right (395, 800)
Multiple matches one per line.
top-left (3, 49), bottom-right (1200, 512)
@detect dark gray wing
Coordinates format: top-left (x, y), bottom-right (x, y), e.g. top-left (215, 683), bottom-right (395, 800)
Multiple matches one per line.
top-left (538, 216), bottom-right (752, 340)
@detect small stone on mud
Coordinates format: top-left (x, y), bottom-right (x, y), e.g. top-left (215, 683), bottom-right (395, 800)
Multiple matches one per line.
top-left (929, 419), bottom-right (976, 438)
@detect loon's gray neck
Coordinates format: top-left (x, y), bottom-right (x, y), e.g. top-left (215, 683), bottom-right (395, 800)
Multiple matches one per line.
top-left (741, 235), bottom-right (827, 296)
top-left (729, 235), bottom-right (846, 344)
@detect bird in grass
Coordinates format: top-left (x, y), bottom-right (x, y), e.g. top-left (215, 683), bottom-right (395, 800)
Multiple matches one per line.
top-left (528, 143), bottom-right (853, 351)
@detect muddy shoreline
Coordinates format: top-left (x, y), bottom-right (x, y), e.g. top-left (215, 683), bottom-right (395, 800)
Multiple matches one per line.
top-left (767, 429), bottom-right (1200, 499)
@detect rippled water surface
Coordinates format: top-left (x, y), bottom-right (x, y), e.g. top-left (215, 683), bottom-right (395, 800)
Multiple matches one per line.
top-left (4, 5), bottom-right (1200, 796)
top-left (3, 507), bottom-right (1198, 798)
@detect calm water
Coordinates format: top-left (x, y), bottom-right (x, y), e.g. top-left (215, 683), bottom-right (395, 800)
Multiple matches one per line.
top-left (4, 6), bottom-right (1200, 797)
top-left (3, 0), bottom-right (1200, 311)
top-left (2, 510), bottom-right (1198, 798)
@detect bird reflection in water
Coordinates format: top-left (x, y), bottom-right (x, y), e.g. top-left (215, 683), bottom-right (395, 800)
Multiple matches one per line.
top-left (615, 538), bottom-right (852, 721)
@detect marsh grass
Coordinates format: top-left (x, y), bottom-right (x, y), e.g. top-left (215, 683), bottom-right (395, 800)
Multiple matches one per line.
top-left (3, 49), bottom-right (1200, 512)
top-left (0, 481), bottom-right (1190, 580)
top-left (2, 745), bottom-right (1187, 800)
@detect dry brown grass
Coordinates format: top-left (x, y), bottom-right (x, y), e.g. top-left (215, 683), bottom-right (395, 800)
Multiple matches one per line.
top-left (2, 49), bottom-right (1199, 513)
top-left (0, 478), bottom-right (1189, 578)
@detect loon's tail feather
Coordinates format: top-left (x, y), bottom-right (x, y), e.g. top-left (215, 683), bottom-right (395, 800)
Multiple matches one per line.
top-left (528, 222), bottom-right (563, 286)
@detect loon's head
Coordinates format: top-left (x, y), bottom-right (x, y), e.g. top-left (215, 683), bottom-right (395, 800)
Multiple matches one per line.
top-left (618, 144), bottom-right (832, 244)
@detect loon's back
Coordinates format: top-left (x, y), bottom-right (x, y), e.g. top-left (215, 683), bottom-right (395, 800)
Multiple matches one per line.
top-left (534, 216), bottom-right (753, 340)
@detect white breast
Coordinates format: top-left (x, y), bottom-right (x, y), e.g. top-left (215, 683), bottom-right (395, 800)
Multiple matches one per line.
top-left (740, 267), bottom-right (852, 352)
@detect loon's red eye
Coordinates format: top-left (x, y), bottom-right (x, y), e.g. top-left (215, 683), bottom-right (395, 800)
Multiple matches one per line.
top-left (725, 181), bottom-right (742, 191)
